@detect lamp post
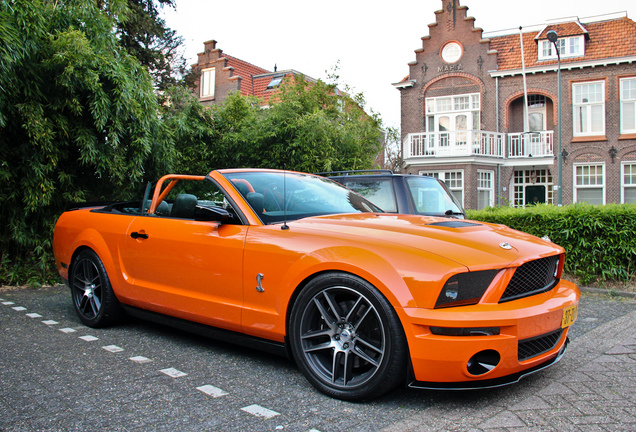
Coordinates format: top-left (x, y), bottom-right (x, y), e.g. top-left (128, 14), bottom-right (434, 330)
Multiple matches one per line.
top-left (546, 30), bottom-right (562, 206)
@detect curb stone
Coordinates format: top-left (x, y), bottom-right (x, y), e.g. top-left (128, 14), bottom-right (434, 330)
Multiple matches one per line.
top-left (580, 286), bottom-right (636, 300)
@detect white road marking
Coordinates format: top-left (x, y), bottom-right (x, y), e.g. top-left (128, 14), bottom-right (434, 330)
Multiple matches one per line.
top-left (159, 368), bottom-right (187, 378)
top-left (196, 385), bottom-right (228, 398)
top-left (129, 356), bottom-right (152, 364)
top-left (241, 404), bottom-right (280, 419)
top-left (1, 300), bottom-right (296, 424)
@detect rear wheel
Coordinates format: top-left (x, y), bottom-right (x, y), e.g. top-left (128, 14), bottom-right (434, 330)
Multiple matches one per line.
top-left (70, 249), bottom-right (124, 328)
top-left (289, 273), bottom-right (407, 401)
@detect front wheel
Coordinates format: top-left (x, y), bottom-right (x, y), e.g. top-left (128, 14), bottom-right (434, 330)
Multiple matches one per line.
top-left (289, 273), bottom-right (408, 401)
top-left (70, 249), bottom-right (124, 328)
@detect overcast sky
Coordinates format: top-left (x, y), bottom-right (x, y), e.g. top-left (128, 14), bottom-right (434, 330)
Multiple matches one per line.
top-left (162, 0), bottom-right (635, 130)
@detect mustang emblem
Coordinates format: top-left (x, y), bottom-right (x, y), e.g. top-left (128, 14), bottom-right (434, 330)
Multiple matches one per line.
top-left (256, 273), bottom-right (265, 292)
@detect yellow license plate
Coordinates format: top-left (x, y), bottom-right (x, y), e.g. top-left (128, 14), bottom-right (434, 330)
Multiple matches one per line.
top-left (561, 304), bottom-right (578, 328)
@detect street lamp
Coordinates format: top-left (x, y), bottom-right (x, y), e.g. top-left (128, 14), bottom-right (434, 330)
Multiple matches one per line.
top-left (546, 30), bottom-right (562, 205)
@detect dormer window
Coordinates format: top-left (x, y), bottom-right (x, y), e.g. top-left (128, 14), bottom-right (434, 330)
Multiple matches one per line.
top-left (266, 76), bottom-right (283, 89)
top-left (538, 35), bottom-right (584, 60)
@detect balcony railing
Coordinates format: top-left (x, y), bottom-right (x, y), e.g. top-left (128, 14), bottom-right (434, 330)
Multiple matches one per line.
top-left (507, 131), bottom-right (553, 158)
top-left (404, 130), bottom-right (554, 160)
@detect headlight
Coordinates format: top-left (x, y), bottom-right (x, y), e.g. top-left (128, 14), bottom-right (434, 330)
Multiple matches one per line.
top-left (435, 269), bottom-right (499, 308)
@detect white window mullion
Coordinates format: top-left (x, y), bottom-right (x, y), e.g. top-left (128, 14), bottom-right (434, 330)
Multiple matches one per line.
top-left (620, 78), bottom-right (636, 134)
top-left (477, 170), bottom-right (494, 209)
top-left (574, 164), bottom-right (605, 205)
top-left (573, 82), bottom-right (605, 136)
top-left (622, 162), bottom-right (636, 203)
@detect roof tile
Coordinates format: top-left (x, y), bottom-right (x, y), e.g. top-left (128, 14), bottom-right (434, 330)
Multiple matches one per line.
top-left (491, 16), bottom-right (636, 71)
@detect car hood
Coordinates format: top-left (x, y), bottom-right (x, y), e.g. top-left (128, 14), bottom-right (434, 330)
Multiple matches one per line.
top-left (293, 213), bottom-right (562, 270)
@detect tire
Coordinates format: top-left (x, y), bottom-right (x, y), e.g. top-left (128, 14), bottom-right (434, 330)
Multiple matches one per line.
top-left (70, 249), bottom-right (124, 328)
top-left (289, 273), bottom-right (408, 401)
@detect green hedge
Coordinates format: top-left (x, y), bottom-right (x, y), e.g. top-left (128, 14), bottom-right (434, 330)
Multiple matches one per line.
top-left (467, 204), bottom-right (636, 284)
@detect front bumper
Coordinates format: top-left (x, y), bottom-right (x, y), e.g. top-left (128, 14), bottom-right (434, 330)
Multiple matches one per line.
top-left (409, 337), bottom-right (569, 390)
top-left (401, 279), bottom-right (579, 387)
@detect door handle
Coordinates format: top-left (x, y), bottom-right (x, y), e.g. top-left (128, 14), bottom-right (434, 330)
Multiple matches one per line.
top-left (130, 231), bottom-right (149, 240)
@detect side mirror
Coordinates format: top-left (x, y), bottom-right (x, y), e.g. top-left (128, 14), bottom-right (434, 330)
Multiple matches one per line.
top-left (194, 205), bottom-right (231, 222)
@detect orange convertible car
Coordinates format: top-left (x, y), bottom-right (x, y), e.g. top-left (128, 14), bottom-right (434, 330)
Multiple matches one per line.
top-left (53, 169), bottom-right (579, 400)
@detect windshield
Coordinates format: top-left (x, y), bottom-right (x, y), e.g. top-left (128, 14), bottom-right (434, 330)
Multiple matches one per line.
top-left (223, 171), bottom-right (383, 224)
top-left (404, 176), bottom-right (464, 217)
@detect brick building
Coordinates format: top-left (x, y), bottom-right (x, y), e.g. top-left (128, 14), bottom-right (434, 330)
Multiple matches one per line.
top-left (192, 39), bottom-right (318, 107)
top-left (394, 0), bottom-right (636, 209)
top-left (191, 39), bottom-right (387, 167)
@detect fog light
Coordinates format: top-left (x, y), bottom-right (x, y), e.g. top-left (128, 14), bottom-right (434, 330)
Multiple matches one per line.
top-left (467, 350), bottom-right (500, 376)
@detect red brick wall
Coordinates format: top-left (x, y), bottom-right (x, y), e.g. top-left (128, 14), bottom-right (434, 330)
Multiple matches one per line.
top-left (398, 0), bottom-right (636, 208)
top-left (192, 40), bottom-right (242, 107)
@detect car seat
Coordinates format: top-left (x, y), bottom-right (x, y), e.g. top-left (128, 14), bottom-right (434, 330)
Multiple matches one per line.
top-left (171, 194), bottom-right (198, 218)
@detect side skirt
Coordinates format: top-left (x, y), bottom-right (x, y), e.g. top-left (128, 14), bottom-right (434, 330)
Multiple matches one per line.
top-left (121, 305), bottom-right (289, 358)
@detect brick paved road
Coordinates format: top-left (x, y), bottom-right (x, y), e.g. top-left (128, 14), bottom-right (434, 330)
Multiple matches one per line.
top-left (1, 285), bottom-right (635, 431)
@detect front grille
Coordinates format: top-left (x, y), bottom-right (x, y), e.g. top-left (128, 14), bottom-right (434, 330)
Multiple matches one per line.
top-left (500, 255), bottom-right (559, 302)
top-left (518, 329), bottom-right (563, 361)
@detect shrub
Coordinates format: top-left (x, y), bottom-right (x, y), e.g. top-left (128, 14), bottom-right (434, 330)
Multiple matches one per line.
top-left (467, 204), bottom-right (636, 285)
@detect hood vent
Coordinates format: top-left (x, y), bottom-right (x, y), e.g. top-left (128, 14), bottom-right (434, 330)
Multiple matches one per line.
top-left (428, 221), bottom-right (480, 228)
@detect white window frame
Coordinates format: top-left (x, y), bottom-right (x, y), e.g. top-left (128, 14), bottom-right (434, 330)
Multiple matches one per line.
top-left (620, 77), bottom-right (636, 134)
top-left (426, 93), bottom-right (480, 115)
top-left (538, 35), bottom-right (584, 61)
top-left (622, 162), bottom-right (636, 203)
top-left (200, 67), bottom-right (215, 98)
top-left (477, 170), bottom-right (494, 209)
top-left (511, 169), bottom-right (553, 208)
top-left (573, 163), bottom-right (605, 205)
top-left (425, 94), bottom-right (480, 149)
top-left (419, 170), bottom-right (464, 207)
top-left (572, 81), bottom-right (605, 137)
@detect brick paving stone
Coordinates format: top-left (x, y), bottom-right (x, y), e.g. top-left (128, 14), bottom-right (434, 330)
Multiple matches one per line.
top-left (509, 395), bottom-right (552, 411)
top-left (1, 286), bottom-right (635, 431)
top-left (477, 411), bottom-right (525, 429)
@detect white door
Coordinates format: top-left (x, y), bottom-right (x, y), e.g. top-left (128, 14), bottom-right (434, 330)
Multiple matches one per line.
top-left (435, 113), bottom-right (470, 155)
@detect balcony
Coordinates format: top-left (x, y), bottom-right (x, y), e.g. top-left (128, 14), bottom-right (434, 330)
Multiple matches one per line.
top-left (404, 130), bottom-right (554, 160)
top-left (507, 131), bottom-right (553, 158)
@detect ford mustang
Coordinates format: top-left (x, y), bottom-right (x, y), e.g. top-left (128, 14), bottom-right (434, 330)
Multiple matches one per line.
top-left (53, 169), bottom-right (580, 400)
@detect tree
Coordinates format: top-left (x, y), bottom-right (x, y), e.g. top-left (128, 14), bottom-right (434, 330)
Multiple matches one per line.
top-left (179, 75), bottom-right (384, 174)
top-left (383, 126), bottom-right (404, 173)
top-left (259, 76), bottom-right (383, 173)
top-left (0, 1), bottom-right (383, 285)
top-left (116, 0), bottom-right (186, 94)
top-left (0, 0), bottom-right (174, 272)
